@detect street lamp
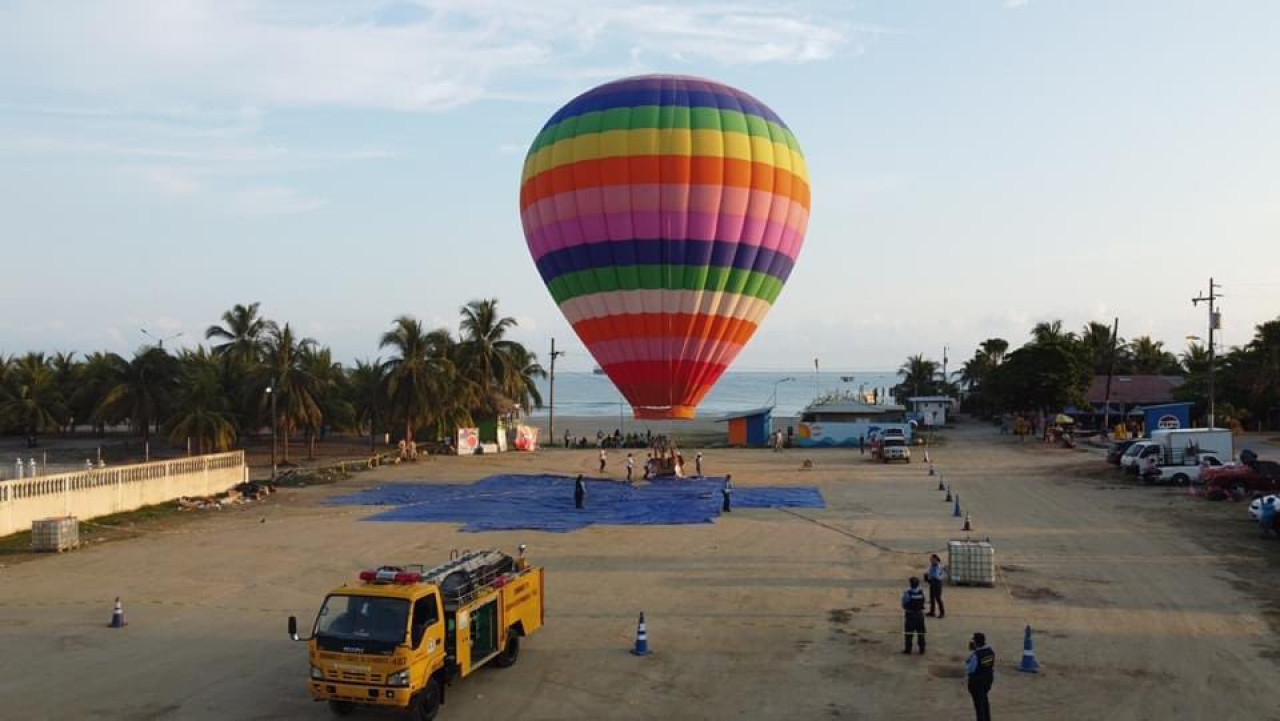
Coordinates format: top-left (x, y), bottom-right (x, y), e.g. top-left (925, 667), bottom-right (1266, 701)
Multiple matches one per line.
top-left (265, 381), bottom-right (277, 481)
top-left (771, 377), bottom-right (796, 408)
top-left (140, 328), bottom-right (184, 348)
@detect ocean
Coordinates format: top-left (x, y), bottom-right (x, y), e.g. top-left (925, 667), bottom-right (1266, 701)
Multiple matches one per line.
top-left (530, 370), bottom-right (901, 420)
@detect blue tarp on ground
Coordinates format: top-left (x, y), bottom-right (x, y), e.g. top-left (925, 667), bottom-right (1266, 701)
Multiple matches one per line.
top-left (327, 474), bottom-right (824, 533)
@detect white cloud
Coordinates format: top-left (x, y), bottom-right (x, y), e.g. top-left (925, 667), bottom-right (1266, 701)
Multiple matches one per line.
top-left (1003, 0), bottom-right (1029, 9)
top-left (0, 1), bottom-right (851, 112)
top-left (228, 186), bottom-right (327, 215)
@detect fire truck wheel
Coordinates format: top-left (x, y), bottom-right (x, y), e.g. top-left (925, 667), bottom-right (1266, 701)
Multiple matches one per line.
top-left (412, 679), bottom-right (442, 721)
top-left (493, 633), bottom-right (521, 668)
top-left (327, 701), bottom-right (355, 716)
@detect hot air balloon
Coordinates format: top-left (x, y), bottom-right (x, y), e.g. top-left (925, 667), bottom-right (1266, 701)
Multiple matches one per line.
top-left (519, 74), bottom-right (810, 419)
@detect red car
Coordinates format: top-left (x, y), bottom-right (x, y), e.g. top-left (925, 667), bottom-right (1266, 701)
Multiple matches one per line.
top-left (1203, 461), bottom-right (1280, 500)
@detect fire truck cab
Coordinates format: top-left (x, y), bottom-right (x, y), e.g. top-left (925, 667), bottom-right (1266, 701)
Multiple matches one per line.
top-left (288, 547), bottom-right (544, 720)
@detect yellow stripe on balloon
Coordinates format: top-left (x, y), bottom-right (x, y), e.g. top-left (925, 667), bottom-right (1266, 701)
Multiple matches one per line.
top-left (521, 128), bottom-right (808, 184)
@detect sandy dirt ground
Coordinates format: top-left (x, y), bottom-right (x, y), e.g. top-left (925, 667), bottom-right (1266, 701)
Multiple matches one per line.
top-left (2, 422), bottom-right (1279, 720)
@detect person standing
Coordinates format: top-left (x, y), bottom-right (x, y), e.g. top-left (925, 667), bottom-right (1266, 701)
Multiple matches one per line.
top-left (926, 554), bottom-right (946, 618)
top-left (564, 429), bottom-right (571, 448)
top-left (695, 452), bottom-right (704, 478)
top-left (901, 577), bottom-right (927, 654)
top-left (625, 453), bottom-right (634, 483)
top-left (965, 632), bottom-right (995, 721)
top-left (722, 474), bottom-right (733, 512)
top-left (574, 474), bottom-right (586, 510)
top-left (599, 448), bottom-right (607, 473)
top-left (859, 435), bottom-right (865, 456)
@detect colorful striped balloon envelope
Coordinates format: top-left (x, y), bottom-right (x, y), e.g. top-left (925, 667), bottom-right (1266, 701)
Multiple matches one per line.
top-left (520, 75), bottom-right (810, 419)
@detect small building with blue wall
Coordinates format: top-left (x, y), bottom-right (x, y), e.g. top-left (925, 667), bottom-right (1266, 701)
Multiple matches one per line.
top-left (794, 399), bottom-right (915, 448)
top-left (1141, 402), bottom-right (1193, 434)
top-left (717, 407), bottom-right (773, 447)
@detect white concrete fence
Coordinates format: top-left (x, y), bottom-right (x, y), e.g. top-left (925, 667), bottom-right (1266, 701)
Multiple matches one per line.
top-left (0, 451), bottom-right (246, 537)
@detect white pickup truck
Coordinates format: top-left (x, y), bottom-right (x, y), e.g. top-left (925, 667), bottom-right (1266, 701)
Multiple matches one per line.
top-left (1140, 452), bottom-right (1225, 485)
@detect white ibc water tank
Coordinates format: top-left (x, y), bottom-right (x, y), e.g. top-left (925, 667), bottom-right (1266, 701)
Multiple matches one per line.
top-left (948, 540), bottom-right (995, 587)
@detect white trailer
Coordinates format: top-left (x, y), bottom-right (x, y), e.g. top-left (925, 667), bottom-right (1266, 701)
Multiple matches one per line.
top-left (1149, 428), bottom-right (1233, 463)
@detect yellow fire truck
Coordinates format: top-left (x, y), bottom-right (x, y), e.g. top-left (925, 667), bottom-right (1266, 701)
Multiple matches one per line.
top-left (288, 547), bottom-right (544, 719)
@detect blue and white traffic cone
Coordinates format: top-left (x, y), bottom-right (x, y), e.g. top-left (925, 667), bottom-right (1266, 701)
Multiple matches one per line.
top-left (631, 612), bottom-right (651, 656)
top-left (108, 597), bottom-right (126, 628)
top-left (953, 495), bottom-right (962, 518)
top-left (1018, 624), bottom-right (1040, 673)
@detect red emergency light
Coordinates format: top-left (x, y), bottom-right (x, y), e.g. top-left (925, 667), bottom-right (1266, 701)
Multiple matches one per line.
top-left (359, 568), bottom-right (423, 584)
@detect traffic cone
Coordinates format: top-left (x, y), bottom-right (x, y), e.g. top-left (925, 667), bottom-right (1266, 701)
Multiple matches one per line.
top-left (928, 461), bottom-right (935, 476)
top-left (924, 450), bottom-right (932, 464)
top-left (937, 475), bottom-right (945, 492)
top-left (953, 495), bottom-right (961, 518)
top-left (944, 485), bottom-right (952, 502)
top-left (631, 612), bottom-right (651, 656)
top-left (108, 597), bottom-right (126, 628)
top-left (1017, 624), bottom-right (1040, 673)
top-left (963, 512), bottom-right (972, 532)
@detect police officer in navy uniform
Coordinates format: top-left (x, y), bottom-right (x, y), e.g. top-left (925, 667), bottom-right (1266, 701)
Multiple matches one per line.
top-left (965, 632), bottom-right (995, 721)
top-left (574, 474), bottom-right (586, 510)
top-left (901, 577), bottom-right (927, 654)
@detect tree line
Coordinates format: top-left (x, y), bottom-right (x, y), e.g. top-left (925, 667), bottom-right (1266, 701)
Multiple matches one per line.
top-left (0, 300), bottom-right (545, 457)
top-left (893, 317), bottom-right (1280, 429)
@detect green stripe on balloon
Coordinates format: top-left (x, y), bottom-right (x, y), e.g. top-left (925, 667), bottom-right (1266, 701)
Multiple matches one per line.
top-left (546, 265), bottom-right (786, 305)
top-left (529, 106), bottom-right (802, 154)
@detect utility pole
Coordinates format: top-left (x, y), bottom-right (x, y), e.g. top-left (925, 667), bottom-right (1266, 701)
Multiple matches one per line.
top-left (1192, 278), bottom-right (1222, 428)
top-left (942, 345), bottom-right (949, 392)
top-left (548, 338), bottom-right (566, 448)
top-left (267, 380), bottom-right (278, 480)
top-left (1102, 317), bottom-right (1120, 433)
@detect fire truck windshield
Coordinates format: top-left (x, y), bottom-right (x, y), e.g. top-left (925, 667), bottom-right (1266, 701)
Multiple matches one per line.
top-left (314, 595), bottom-right (409, 652)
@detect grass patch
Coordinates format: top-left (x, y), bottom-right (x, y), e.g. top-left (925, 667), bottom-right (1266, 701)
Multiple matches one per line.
top-left (0, 500), bottom-right (186, 561)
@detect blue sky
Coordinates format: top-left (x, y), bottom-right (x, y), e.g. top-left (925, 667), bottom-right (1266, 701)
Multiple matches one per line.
top-left (1, 0), bottom-right (1276, 371)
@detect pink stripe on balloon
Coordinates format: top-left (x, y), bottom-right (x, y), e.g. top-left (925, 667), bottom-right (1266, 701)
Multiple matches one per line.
top-left (522, 186), bottom-right (800, 238)
top-left (524, 203), bottom-right (808, 260)
top-left (586, 336), bottom-right (744, 365)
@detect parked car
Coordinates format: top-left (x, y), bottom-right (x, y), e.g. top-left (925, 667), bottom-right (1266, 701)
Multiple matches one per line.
top-left (881, 437), bottom-right (911, 463)
top-left (1203, 460), bottom-right (1280, 500)
top-left (1106, 439), bottom-right (1139, 465)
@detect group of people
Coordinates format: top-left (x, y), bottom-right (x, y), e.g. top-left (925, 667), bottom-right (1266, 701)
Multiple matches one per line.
top-left (571, 469), bottom-right (731, 512)
top-left (901, 556), bottom-right (994, 721)
top-left (563, 428), bottom-right (654, 450)
top-left (597, 446), bottom-right (705, 482)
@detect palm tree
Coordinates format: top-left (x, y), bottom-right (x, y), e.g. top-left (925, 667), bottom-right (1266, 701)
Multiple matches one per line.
top-left (168, 347), bottom-right (237, 454)
top-left (205, 302), bottom-right (276, 366)
top-left (896, 354), bottom-right (941, 401)
top-left (979, 338), bottom-right (1009, 365)
top-left (457, 299), bottom-right (520, 392)
top-left (1079, 321), bottom-right (1120, 374)
top-left (348, 359), bottom-right (387, 452)
top-left (0, 353), bottom-right (69, 444)
top-left (1180, 342), bottom-right (1211, 375)
top-left (298, 344), bottom-right (350, 459)
top-left (74, 351), bottom-right (128, 436)
top-left (255, 324), bottom-right (321, 464)
top-left (94, 346), bottom-right (179, 444)
top-left (50, 351), bottom-right (80, 433)
top-left (503, 344), bottom-right (546, 412)
top-left (1031, 320), bottom-right (1075, 346)
top-left (381, 317), bottom-right (468, 443)
top-left (1127, 336), bottom-right (1177, 374)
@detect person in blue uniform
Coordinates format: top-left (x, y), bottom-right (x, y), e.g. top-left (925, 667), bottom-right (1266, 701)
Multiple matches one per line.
top-left (901, 577), bottom-right (927, 654)
top-left (925, 554), bottom-right (946, 618)
top-left (965, 632), bottom-right (995, 721)
top-left (721, 474), bottom-right (733, 512)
